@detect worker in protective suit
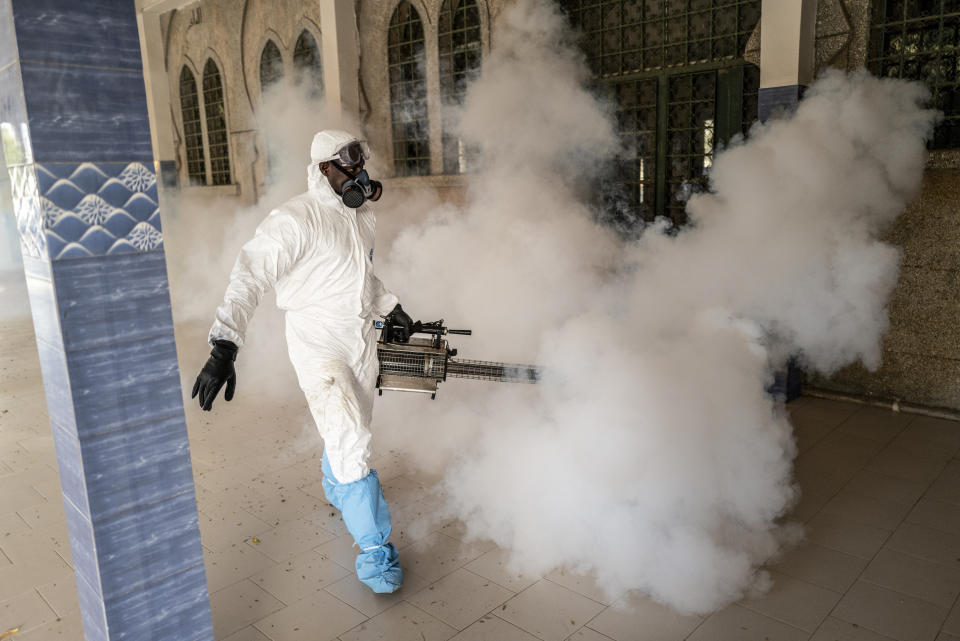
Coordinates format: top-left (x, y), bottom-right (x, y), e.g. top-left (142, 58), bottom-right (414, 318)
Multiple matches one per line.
top-left (191, 130), bottom-right (411, 594)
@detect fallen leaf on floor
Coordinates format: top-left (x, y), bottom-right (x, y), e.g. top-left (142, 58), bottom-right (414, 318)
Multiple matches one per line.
top-left (1, 627), bottom-right (20, 639)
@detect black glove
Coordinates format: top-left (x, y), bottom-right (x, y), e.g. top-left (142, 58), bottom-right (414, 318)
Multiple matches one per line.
top-left (385, 303), bottom-right (415, 343)
top-left (191, 339), bottom-right (238, 411)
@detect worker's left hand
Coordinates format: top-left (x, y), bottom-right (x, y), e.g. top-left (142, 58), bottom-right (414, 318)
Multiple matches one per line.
top-left (387, 304), bottom-right (414, 342)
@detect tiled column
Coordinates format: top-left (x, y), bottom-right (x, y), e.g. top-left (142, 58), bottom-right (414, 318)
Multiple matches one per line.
top-left (758, 0), bottom-right (817, 121)
top-left (0, 2), bottom-right (212, 640)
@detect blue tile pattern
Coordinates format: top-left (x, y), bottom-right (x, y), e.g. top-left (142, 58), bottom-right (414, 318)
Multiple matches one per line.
top-left (37, 162), bottom-right (161, 259)
top-left (10, 0), bottom-right (143, 70)
top-left (105, 562), bottom-right (213, 641)
top-left (19, 61), bottom-right (152, 163)
top-left (64, 334), bottom-right (183, 439)
top-left (80, 415), bottom-right (195, 522)
top-left (95, 490), bottom-right (204, 600)
top-left (50, 252), bottom-right (174, 351)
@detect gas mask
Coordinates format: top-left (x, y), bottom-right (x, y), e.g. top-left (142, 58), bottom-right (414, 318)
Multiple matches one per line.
top-left (331, 160), bottom-right (383, 209)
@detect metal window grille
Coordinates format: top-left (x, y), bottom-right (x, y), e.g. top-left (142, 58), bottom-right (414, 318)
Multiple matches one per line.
top-left (439, 0), bottom-right (482, 174)
top-left (867, 0), bottom-right (960, 148)
top-left (179, 66), bottom-right (207, 185)
top-left (260, 40), bottom-right (284, 94)
top-left (614, 77), bottom-right (658, 218)
top-left (562, 0), bottom-right (761, 78)
top-left (666, 70), bottom-right (715, 223)
top-left (202, 59), bottom-right (231, 186)
top-left (563, 0), bottom-right (760, 226)
top-left (388, 1), bottom-right (431, 176)
top-left (293, 30), bottom-right (324, 98)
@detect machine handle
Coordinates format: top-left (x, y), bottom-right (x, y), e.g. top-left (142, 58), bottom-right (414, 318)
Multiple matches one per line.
top-left (447, 329), bottom-right (472, 335)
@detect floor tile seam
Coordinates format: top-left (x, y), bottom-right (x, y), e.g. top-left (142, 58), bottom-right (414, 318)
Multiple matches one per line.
top-left (737, 588), bottom-right (838, 634)
top-left (490, 609), bottom-right (549, 640)
top-left (540, 576), bottom-right (609, 608)
top-left (821, 529), bottom-right (940, 632)
top-left (806, 615), bottom-right (899, 641)
top-left (858, 572), bottom-right (960, 611)
top-left (581, 624), bottom-right (619, 641)
top-left (831, 598), bottom-right (948, 639)
top-left (459, 565), bottom-right (523, 596)
top-left (934, 589), bottom-right (960, 639)
top-left (818, 482), bottom-right (923, 515)
top-left (882, 540), bottom-right (960, 571)
top-left (898, 512), bottom-right (960, 539)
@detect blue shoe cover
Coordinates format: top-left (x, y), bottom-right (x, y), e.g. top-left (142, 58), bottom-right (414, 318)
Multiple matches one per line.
top-left (322, 451), bottom-right (403, 593)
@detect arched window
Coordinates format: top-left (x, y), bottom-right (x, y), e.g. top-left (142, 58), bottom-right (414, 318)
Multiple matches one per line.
top-left (179, 66), bottom-right (207, 185)
top-left (293, 30), bottom-right (324, 98)
top-left (202, 58), bottom-right (231, 185)
top-left (388, 1), bottom-right (430, 176)
top-left (438, 0), bottom-right (482, 174)
top-left (260, 40), bottom-right (284, 94)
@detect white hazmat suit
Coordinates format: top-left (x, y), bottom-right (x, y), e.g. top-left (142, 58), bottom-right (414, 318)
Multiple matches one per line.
top-left (208, 130), bottom-right (402, 592)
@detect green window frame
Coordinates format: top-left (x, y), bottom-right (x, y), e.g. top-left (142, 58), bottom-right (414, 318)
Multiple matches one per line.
top-left (202, 58), bottom-right (232, 186)
top-left (388, 1), bottom-right (431, 176)
top-left (563, 0), bottom-right (762, 225)
top-left (179, 66), bottom-right (206, 186)
top-left (867, 0), bottom-right (960, 149)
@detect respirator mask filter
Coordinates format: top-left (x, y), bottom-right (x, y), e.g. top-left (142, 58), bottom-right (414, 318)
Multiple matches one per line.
top-left (336, 163), bottom-right (383, 208)
top-left (328, 141), bottom-right (382, 208)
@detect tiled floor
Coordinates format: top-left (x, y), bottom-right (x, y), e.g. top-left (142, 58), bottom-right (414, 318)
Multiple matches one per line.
top-left (3, 314), bottom-right (960, 641)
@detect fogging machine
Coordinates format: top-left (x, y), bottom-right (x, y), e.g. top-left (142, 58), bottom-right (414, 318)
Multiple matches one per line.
top-left (375, 318), bottom-right (540, 399)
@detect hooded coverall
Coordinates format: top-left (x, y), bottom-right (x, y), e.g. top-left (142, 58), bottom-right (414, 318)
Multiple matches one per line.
top-left (208, 144), bottom-right (402, 592)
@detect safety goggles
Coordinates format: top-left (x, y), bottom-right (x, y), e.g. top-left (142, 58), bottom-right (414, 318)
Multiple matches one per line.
top-left (335, 141), bottom-right (371, 167)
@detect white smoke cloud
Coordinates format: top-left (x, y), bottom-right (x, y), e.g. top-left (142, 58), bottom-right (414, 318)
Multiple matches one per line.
top-left (369, 0), bottom-right (936, 615)
top-left (149, 0), bottom-right (935, 617)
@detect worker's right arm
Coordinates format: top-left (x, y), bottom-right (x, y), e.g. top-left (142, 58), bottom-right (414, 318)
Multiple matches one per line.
top-left (207, 210), bottom-right (305, 347)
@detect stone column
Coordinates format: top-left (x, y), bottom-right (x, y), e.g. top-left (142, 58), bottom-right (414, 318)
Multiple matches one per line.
top-left (758, 0), bottom-right (818, 121)
top-left (0, 2), bottom-right (213, 640)
top-left (320, 0), bottom-right (361, 125)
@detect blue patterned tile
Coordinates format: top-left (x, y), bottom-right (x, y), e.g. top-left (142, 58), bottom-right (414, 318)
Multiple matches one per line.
top-left (10, 0), bottom-right (143, 71)
top-left (93, 490), bottom-right (204, 600)
top-left (75, 572), bottom-right (108, 641)
top-left (36, 162), bottom-right (162, 259)
top-left (19, 62), bottom-right (151, 163)
top-left (81, 414), bottom-right (194, 522)
top-left (63, 495), bottom-right (102, 595)
top-left (105, 562), bottom-right (212, 641)
top-left (49, 422), bottom-right (89, 515)
top-left (65, 334), bottom-right (183, 438)
top-left (51, 252), bottom-right (175, 350)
